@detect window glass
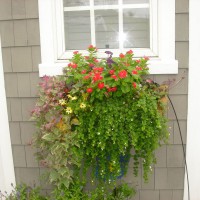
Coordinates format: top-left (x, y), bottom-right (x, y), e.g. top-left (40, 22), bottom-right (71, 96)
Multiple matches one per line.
top-left (123, 8), bottom-right (150, 48)
top-left (94, 0), bottom-right (118, 5)
top-left (64, 11), bottom-right (91, 50)
top-left (63, 0), bottom-right (89, 7)
top-left (95, 10), bottom-right (119, 49)
top-left (123, 0), bottom-right (149, 4)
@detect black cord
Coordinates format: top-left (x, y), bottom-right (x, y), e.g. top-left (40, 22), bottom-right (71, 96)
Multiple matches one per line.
top-left (167, 95), bottom-right (190, 200)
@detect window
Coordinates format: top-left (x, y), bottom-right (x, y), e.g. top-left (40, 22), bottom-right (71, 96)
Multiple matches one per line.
top-left (38, 0), bottom-right (178, 76)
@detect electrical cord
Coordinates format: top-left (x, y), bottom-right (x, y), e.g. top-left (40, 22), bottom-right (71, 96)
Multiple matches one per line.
top-left (167, 95), bottom-right (190, 200)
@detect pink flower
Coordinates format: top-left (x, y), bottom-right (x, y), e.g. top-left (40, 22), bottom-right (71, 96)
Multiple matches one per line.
top-left (111, 75), bottom-right (117, 80)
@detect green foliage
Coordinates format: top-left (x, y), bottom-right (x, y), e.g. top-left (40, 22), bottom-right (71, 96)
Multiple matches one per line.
top-left (1, 184), bottom-right (48, 200)
top-left (31, 46), bottom-right (169, 199)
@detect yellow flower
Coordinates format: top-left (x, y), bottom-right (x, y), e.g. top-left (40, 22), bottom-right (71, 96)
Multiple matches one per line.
top-left (59, 99), bottom-right (66, 106)
top-left (66, 107), bottom-right (73, 114)
top-left (71, 96), bottom-right (77, 101)
top-left (67, 94), bottom-right (72, 99)
top-left (80, 103), bottom-right (86, 109)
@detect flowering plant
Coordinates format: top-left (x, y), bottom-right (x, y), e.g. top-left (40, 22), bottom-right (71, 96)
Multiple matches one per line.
top-left (32, 46), bottom-right (168, 198)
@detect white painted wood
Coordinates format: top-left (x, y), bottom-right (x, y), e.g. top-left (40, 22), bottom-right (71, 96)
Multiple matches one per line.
top-left (39, 58), bottom-right (178, 77)
top-left (119, 0), bottom-right (123, 50)
top-left (184, 0), bottom-right (200, 199)
top-left (63, 4), bottom-right (149, 11)
top-left (38, 0), bottom-right (178, 76)
top-left (90, 0), bottom-right (96, 46)
top-left (0, 38), bottom-right (16, 193)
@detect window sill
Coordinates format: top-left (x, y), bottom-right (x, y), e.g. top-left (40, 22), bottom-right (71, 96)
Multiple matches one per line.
top-left (38, 59), bottom-right (178, 77)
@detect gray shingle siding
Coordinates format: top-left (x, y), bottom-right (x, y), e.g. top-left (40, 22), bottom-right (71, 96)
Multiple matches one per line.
top-left (0, 0), bottom-right (189, 199)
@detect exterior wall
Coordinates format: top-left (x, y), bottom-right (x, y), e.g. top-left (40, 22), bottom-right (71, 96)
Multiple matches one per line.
top-left (0, 0), bottom-right (188, 199)
top-left (0, 0), bottom-right (42, 188)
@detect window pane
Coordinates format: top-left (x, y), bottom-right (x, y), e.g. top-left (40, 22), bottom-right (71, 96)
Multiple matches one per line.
top-left (94, 0), bottom-right (118, 5)
top-left (63, 0), bottom-right (89, 7)
top-left (95, 10), bottom-right (119, 49)
top-left (123, 8), bottom-right (150, 48)
top-left (123, 0), bottom-right (149, 4)
top-left (64, 11), bottom-right (91, 50)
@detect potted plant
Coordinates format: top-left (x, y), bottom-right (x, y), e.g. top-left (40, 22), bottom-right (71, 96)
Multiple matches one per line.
top-left (32, 45), bottom-right (169, 199)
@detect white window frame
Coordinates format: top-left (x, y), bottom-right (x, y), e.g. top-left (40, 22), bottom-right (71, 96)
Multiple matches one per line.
top-left (38, 0), bottom-right (178, 77)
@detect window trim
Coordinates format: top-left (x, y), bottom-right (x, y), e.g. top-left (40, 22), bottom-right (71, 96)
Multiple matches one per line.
top-left (38, 0), bottom-right (178, 77)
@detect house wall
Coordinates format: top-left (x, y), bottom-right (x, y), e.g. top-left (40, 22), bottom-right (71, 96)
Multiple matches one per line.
top-left (0, 0), bottom-right (188, 199)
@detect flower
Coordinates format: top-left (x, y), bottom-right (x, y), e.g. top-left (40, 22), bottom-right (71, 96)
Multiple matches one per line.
top-left (111, 75), bottom-right (117, 80)
top-left (119, 53), bottom-right (125, 58)
top-left (132, 82), bottom-right (137, 88)
top-left (71, 63), bottom-right (77, 69)
top-left (66, 107), bottom-right (73, 114)
top-left (80, 103), bottom-right (86, 109)
top-left (87, 88), bottom-right (93, 93)
top-left (98, 82), bottom-right (104, 89)
top-left (93, 73), bottom-right (103, 82)
top-left (132, 70), bottom-right (138, 75)
top-left (73, 51), bottom-right (79, 54)
top-left (118, 70), bottom-right (127, 79)
top-left (59, 99), bottom-right (66, 106)
top-left (136, 60), bottom-right (140, 63)
top-left (89, 63), bottom-right (94, 67)
top-left (81, 70), bottom-right (87, 74)
top-left (84, 75), bottom-right (90, 80)
top-left (88, 44), bottom-right (94, 49)
top-left (108, 87), bottom-right (117, 92)
top-left (136, 66), bottom-right (142, 71)
top-left (144, 56), bottom-right (149, 60)
top-left (126, 50), bottom-right (133, 54)
top-left (71, 96), bottom-right (77, 100)
top-left (109, 70), bottom-right (115, 75)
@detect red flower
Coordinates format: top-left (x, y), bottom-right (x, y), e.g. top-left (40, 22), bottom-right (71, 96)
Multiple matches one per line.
top-left (81, 70), bottom-right (87, 74)
top-left (144, 56), bottom-right (149, 60)
top-left (84, 75), bottom-right (90, 80)
top-left (88, 44), bottom-right (94, 49)
top-left (119, 53), bottom-right (125, 58)
top-left (111, 87), bottom-right (117, 92)
top-left (132, 70), bottom-right (138, 75)
top-left (125, 63), bottom-right (130, 67)
top-left (126, 50), bottom-right (133, 55)
top-left (136, 60), bottom-right (140, 63)
top-left (87, 88), bottom-right (93, 93)
top-left (93, 73), bottom-right (103, 82)
top-left (107, 87), bottom-right (117, 92)
top-left (73, 51), bottom-right (79, 54)
top-left (98, 67), bottom-right (104, 72)
top-left (89, 63), bottom-right (94, 67)
top-left (136, 66), bottom-right (142, 71)
top-left (111, 75), bottom-right (117, 80)
top-left (109, 70), bottom-right (115, 75)
top-left (118, 70), bottom-right (127, 79)
top-left (71, 63), bottom-right (77, 69)
top-left (98, 82), bottom-right (104, 89)
top-left (132, 82), bottom-right (137, 88)
top-left (94, 58), bottom-right (99, 63)
top-left (85, 56), bottom-right (89, 60)
top-left (68, 63), bottom-right (72, 67)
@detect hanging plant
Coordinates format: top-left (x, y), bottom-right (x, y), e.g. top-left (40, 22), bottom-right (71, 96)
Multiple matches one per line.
top-left (32, 46), bottom-right (169, 199)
